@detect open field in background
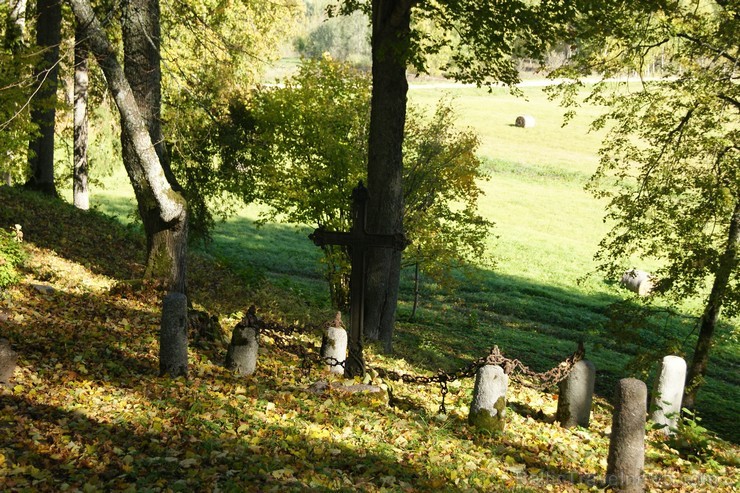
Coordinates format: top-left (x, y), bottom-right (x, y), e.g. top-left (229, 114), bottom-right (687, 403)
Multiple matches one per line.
top-left (79, 84), bottom-right (738, 442)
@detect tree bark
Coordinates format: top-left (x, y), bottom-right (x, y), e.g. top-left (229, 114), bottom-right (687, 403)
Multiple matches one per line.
top-left (25, 0), bottom-right (61, 196)
top-left (73, 23), bottom-right (89, 210)
top-left (120, 0), bottom-right (186, 293)
top-left (364, 0), bottom-right (412, 352)
top-left (3, 0), bottom-right (27, 186)
top-left (683, 199), bottom-right (740, 408)
top-left (4, 0), bottom-right (26, 51)
top-left (68, 0), bottom-right (187, 293)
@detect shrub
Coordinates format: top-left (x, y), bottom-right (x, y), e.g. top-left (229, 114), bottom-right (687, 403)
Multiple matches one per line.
top-left (0, 225), bottom-right (26, 289)
top-left (667, 409), bottom-right (717, 460)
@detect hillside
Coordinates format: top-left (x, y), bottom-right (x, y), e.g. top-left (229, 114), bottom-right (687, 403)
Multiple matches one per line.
top-left (0, 186), bottom-right (738, 492)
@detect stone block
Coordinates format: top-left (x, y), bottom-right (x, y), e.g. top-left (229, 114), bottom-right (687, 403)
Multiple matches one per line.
top-left (557, 359), bottom-right (596, 428)
top-left (606, 378), bottom-right (647, 492)
top-left (468, 365), bottom-right (508, 433)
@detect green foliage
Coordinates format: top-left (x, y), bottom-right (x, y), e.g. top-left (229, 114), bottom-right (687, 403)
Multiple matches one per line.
top-left (402, 101), bottom-right (495, 286)
top-left (294, 0), bottom-right (370, 66)
top-left (0, 225), bottom-right (26, 289)
top-left (548, 1), bottom-right (739, 399)
top-left (162, 0), bottom-right (303, 240)
top-left (551, 2), bottom-right (739, 305)
top-left (247, 56), bottom-right (371, 309)
top-left (667, 409), bottom-right (717, 460)
top-left (249, 56), bottom-right (369, 229)
top-left (334, 0), bottom-right (578, 86)
top-left (0, 3), bottom-right (37, 185)
top-left (245, 57), bottom-right (493, 309)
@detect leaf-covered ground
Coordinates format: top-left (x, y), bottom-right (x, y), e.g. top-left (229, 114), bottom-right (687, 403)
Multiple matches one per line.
top-left (0, 187), bottom-right (738, 492)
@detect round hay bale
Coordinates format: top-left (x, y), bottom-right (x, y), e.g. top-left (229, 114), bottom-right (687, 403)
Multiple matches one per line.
top-left (620, 269), bottom-right (654, 296)
top-left (515, 115), bottom-right (535, 128)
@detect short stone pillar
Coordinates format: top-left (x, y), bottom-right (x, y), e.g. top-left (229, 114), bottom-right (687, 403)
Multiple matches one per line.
top-left (651, 355), bottom-right (686, 435)
top-left (225, 307), bottom-right (259, 376)
top-left (468, 365), bottom-right (508, 433)
top-left (321, 314), bottom-right (347, 375)
top-left (159, 292), bottom-right (189, 378)
top-left (606, 378), bottom-right (647, 493)
top-left (557, 359), bottom-right (596, 428)
top-left (0, 339), bottom-right (18, 385)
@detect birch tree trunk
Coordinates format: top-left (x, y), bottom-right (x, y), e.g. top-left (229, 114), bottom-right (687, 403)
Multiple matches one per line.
top-left (3, 0), bottom-right (27, 185)
top-left (120, 0), bottom-right (186, 292)
top-left (73, 23), bottom-right (89, 210)
top-left (68, 0), bottom-right (188, 294)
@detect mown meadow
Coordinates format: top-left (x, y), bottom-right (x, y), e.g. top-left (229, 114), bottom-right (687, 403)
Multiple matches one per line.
top-left (1, 83), bottom-right (737, 492)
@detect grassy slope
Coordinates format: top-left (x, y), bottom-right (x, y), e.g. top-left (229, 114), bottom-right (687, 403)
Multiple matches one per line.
top-left (82, 85), bottom-right (737, 443)
top-left (406, 85), bottom-right (739, 439)
top-left (1, 186), bottom-right (738, 492)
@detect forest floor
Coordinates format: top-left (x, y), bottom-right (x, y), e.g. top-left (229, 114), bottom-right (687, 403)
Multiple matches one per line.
top-left (0, 187), bottom-right (738, 492)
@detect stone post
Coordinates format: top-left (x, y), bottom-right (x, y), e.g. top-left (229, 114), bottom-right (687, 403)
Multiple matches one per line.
top-left (0, 339), bottom-right (17, 385)
top-left (651, 355), bottom-right (686, 435)
top-left (225, 324), bottom-right (259, 376)
top-left (159, 292), bottom-right (189, 378)
top-left (468, 365), bottom-right (508, 433)
top-left (321, 323), bottom-right (347, 375)
top-left (606, 378), bottom-right (647, 493)
top-left (557, 359), bottom-right (596, 428)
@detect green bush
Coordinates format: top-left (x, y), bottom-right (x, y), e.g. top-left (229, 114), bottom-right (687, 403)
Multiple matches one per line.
top-left (667, 409), bottom-right (717, 460)
top-left (0, 225), bottom-right (26, 289)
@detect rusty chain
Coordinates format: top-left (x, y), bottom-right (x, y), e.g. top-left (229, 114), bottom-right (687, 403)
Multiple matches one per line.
top-left (239, 309), bottom-right (584, 414)
top-left (373, 343), bottom-right (585, 413)
top-left (242, 309), bottom-right (345, 376)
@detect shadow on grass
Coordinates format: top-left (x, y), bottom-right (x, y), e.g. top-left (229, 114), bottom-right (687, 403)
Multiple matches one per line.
top-left (0, 186), bottom-right (145, 280)
top-left (0, 394), bottom-right (418, 491)
top-left (200, 210), bottom-right (738, 444)
top-left (2, 186), bottom-right (736, 443)
top-left (1, 388), bottom-right (540, 491)
top-left (392, 268), bottom-right (738, 443)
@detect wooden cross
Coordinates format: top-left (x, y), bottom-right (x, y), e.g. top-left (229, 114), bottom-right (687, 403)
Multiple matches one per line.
top-left (309, 181), bottom-right (408, 378)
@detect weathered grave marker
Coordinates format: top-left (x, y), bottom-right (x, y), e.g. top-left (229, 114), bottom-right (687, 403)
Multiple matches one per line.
top-left (321, 312), bottom-right (347, 375)
top-left (309, 181), bottom-right (408, 378)
top-left (0, 338), bottom-right (17, 385)
top-left (468, 364), bottom-right (508, 433)
top-left (557, 359), bottom-right (596, 428)
top-left (159, 292), bottom-right (188, 377)
top-left (606, 378), bottom-right (647, 493)
top-left (651, 355), bottom-right (686, 435)
top-left (225, 306), bottom-right (259, 376)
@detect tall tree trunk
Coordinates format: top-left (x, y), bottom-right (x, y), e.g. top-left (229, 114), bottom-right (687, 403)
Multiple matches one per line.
top-left (4, 0), bottom-right (26, 51)
top-left (3, 0), bottom-right (27, 186)
top-left (25, 0), bottom-right (61, 196)
top-left (73, 24), bottom-right (89, 210)
top-left (68, 0), bottom-right (187, 294)
top-left (683, 199), bottom-right (740, 408)
top-left (121, 0), bottom-right (186, 293)
top-left (364, 0), bottom-right (412, 352)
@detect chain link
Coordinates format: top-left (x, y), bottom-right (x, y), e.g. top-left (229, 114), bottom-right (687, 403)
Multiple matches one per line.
top-left (239, 309), bottom-right (585, 413)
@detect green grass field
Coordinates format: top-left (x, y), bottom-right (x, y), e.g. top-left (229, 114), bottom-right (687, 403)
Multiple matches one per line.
top-left (82, 84), bottom-right (738, 443)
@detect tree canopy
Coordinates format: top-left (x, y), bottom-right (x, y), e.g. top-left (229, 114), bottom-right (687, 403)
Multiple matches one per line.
top-left (549, 0), bottom-right (739, 406)
top-left (243, 56), bottom-right (493, 311)
top-left (162, 0), bottom-right (302, 239)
